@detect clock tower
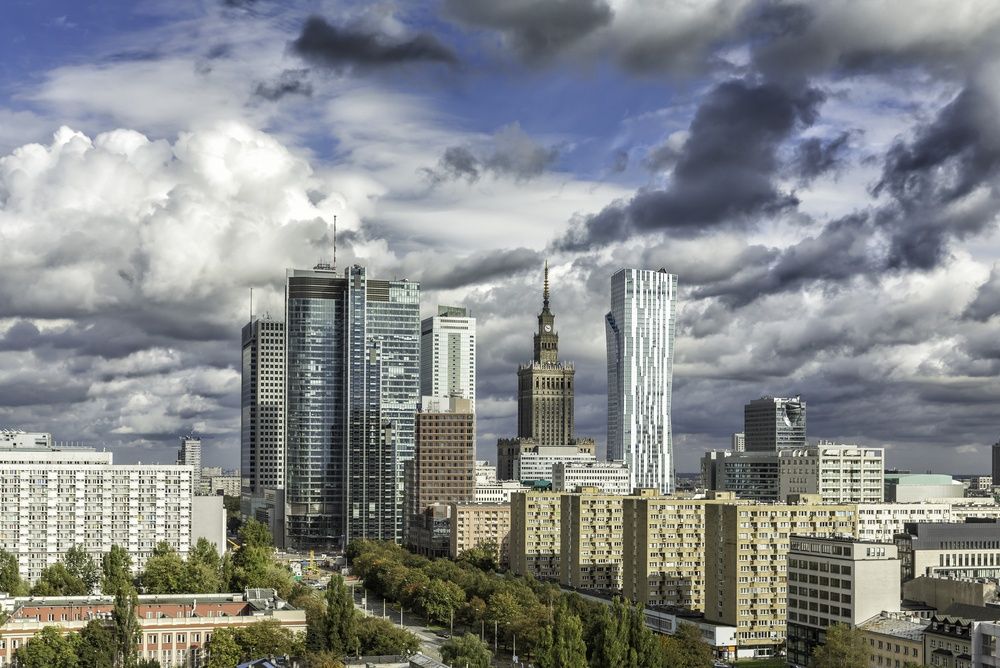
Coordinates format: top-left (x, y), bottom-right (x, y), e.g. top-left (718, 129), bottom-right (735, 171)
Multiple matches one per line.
top-left (516, 262), bottom-right (576, 447)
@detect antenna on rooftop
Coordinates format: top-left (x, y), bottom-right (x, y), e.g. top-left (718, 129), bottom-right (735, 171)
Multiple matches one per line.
top-left (332, 214), bottom-right (337, 271)
top-left (249, 287), bottom-right (254, 322)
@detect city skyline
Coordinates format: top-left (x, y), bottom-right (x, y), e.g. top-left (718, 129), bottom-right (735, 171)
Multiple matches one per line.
top-left (2, 2), bottom-right (1000, 475)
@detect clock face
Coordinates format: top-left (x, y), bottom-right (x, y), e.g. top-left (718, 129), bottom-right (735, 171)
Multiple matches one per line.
top-left (544, 324), bottom-right (552, 332)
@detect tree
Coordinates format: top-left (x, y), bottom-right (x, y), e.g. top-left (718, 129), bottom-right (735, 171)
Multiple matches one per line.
top-left (0, 548), bottom-right (28, 596)
top-left (31, 563), bottom-right (88, 597)
top-left (234, 619), bottom-right (303, 660)
top-left (136, 660), bottom-right (161, 668)
top-left (659, 623), bottom-right (713, 668)
top-left (809, 624), bottom-right (869, 668)
top-left (183, 539), bottom-right (224, 594)
top-left (325, 575), bottom-right (359, 657)
top-left (204, 627), bottom-right (241, 668)
top-left (76, 620), bottom-right (116, 667)
top-left (456, 542), bottom-right (498, 572)
top-left (13, 626), bottom-right (79, 668)
top-left (63, 546), bottom-right (100, 594)
top-left (356, 616), bottom-right (420, 656)
top-left (101, 545), bottom-right (133, 597)
top-left (138, 542), bottom-right (186, 594)
top-left (537, 602), bottom-right (587, 668)
top-left (591, 601), bottom-right (626, 668)
top-left (441, 633), bottom-right (492, 668)
top-left (111, 586), bottom-right (142, 668)
top-left (419, 578), bottom-right (466, 627)
top-left (625, 600), bottom-right (662, 668)
top-left (230, 519), bottom-right (294, 596)
top-left (486, 590), bottom-right (522, 633)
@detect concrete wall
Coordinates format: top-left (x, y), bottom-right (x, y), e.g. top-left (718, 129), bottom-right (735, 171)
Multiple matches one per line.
top-left (903, 575), bottom-right (997, 610)
top-left (192, 495), bottom-right (227, 554)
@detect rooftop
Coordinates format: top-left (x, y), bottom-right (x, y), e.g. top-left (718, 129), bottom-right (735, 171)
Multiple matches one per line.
top-left (859, 615), bottom-right (928, 641)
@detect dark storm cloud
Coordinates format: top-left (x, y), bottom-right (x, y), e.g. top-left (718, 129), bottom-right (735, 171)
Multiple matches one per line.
top-left (443, 0), bottom-right (613, 63)
top-left (253, 69), bottom-right (313, 101)
top-left (557, 79), bottom-right (824, 250)
top-left (291, 17), bottom-right (457, 70)
top-left (424, 124), bottom-right (558, 184)
top-left (418, 248), bottom-right (543, 290)
top-left (965, 267), bottom-right (1000, 322)
top-left (0, 381), bottom-right (90, 407)
top-left (793, 131), bottom-right (853, 182)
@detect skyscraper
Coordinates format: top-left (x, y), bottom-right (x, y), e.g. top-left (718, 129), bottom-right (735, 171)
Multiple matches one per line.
top-left (421, 306), bottom-right (476, 411)
top-left (517, 263), bottom-right (575, 447)
top-left (285, 263), bottom-right (420, 549)
top-left (744, 396), bottom-right (806, 452)
top-left (606, 268), bottom-right (678, 494)
top-left (993, 441), bottom-right (1000, 484)
top-left (241, 316), bottom-right (285, 499)
top-left (177, 436), bottom-right (202, 493)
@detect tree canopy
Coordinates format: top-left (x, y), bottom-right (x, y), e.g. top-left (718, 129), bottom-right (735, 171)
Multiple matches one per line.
top-left (441, 633), bottom-right (492, 668)
top-left (809, 624), bottom-right (869, 668)
top-left (31, 563), bottom-right (88, 597)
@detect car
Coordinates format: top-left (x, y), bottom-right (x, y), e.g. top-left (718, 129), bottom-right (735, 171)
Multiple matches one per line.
top-left (434, 631), bottom-right (451, 639)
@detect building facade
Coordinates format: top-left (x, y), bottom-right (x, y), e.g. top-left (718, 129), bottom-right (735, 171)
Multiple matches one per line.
top-left (420, 306), bottom-right (476, 412)
top-left (701, 450), bottom-right (780, 501)
top-left (744, 396), bottom-right (806, 452)
top-left (240, 316), bottom-right (285, 501)
top-left (449, 503), bottom-right (511, 567)
top-left (177, 436), bottom-right (202, 494)
top-left (778, 444), bottom-right (885, 503)
top-left (0, 430), bottom-right (52, 449)
top-left (206, 476), bottom-right (240, 497)
top-left (509, 491), bottom-right (562, 580)
top-left (785, 536), bottom-right (902, 666)
top-left (404, 397), bottom-right (475, 547)
top-left (516, 264), bottom-right (575, 447)
top-left (552, 460), bottom-right (631, 495)
top-left (497, 437), bottom-right (595, 481)
top-left (0, 446), bottom-right (194, 583)
top-left (473, 480), bottom-right (532, 505)
top-left (859, 614), bottom-right (927, 668)
top-left (895, 521), bottom-right (1000, 582)
top-left (560, 490), bottom-right (625, 591)
top-left (512, 447), bottom-right (596, 482)
top-left (606, 268), bottom-right (678, 494)
top-left (474, 461), bottom-right (496, 486)
top-left (284, 264), bottom-right (420, 548)
top-left (731, 432), bottom-right (745, 452)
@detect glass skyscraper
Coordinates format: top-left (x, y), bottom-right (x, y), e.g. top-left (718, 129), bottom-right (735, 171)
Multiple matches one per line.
top-left (284, 264), bottom-right (419, 549)
top-left (606, 268), bottom-right (678, 494)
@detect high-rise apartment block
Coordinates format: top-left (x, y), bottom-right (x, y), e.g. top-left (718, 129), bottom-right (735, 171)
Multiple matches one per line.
top-left (284, 264), bottom-right (419, 548)
top-left (744, 396), bottom-right (806, 452)
top-left (240, 316), bottom-right (285, 499)
top-left (0, 444), bottom-right (195, 583)
top-left (606, 268), bottom-right (678, 494)
top-left (450, 503), bottom-right (511, 567)
top-left (778, 444), bottom-right (885, 503)
top-left (510, 491), bottom-right (562, 579)
top-left (177, 436), bottom-right (202, 493)
top-left (404, 397), bottom-right (475, 549)
top-left (517, 264), bottom-right (575, 447)
top-left (420, 306), bottom-right (476, 411)
top-left (560, 489), bottom-right (627, 590)
top-left (785, 536), bottom-right (901, 666)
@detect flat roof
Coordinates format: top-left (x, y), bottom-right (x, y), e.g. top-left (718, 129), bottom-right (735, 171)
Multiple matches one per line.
top-left (859, 615), bottom-right (928, 641)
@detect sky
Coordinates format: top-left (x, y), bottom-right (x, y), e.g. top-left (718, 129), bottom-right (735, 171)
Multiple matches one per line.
top-left (2, 1), bottom-right (1000, 474)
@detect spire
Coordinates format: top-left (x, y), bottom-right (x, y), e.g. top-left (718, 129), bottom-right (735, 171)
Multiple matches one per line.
top-left (543, 261), bottom-right (550, 311)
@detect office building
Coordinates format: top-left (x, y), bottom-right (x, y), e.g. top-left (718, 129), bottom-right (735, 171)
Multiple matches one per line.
top-left (404, 397), bottom-right (475, 547)
top-left (450, 503), bottom-right (511, 567)
top-left (560, 489), bottom-right (626, 590)
top-left (510, 491), bottom-right (562, 579)
top-left (885, 473), bottom-right (965, 502)
top-left (497, 437), bottom-right (595, 481)
top-left (973, 619), bottom-right (1000, 667)
top-left (700, 450), bottom-right (780, 501)
top-left (473, 480), bottom-right (531, 505)
top-left (552, 460), bottom-right (631, 495)
top-left (240, 315), bottom-right (285, 501)
top-left (859, 614), bottom-right (927, 668)
top-left (778, 444), bottom-right (885, 503)
top-left (408, 504), bottom-right (453, 558)
top-left (895, 521), bottom-right (1000, 582)
top-left (420, 306), bottom-right (476, 411)
top-left (0, 590), bottom-right (306, 668)
top-left (994, 441), bottom-right (1000, 488)
top-left (206, 475), bottom-right (241, 497)
top-left (744, 396), bottom-right (806, 452)
top-left (704, 500), bottom-right (856, 658)
top-left (855, 503), bottom-right (953, 542)
top-left (969, 475), bottom-right (994, 494)
top-left (732, 432), bottom-right (745, 452)
top-left (513, 447), bottom-right (596, 482)
top-left (0, 444), bottom-right (195, 583)
top-left (606, 267), bottom-right (678, 493)
top-left (177, 436), bottom-right (202, 494)
top-left (517, 263), bottom-right (575, 447)
top-left (284, 264), bottom-right (420, 548)
top-left (785, 536), bottom-right (901, 666)
top-left (0, 430), bottom-right (52, 449)
top-left (475, 460), bottom-right (496, 486)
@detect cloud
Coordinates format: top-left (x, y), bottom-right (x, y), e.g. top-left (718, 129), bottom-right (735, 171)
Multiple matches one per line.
top-left (792, 130), bottom-right (853, 182)
top-left (424, 122), bottom-right (558, 184)
top-left (291, 16), bottom-right (457, 71)
top-left (253, 69), bottom-right (313, 101)
top-left (557, 79), bottom-right (824, 249)
top-left (443, 0), bottom-right (613, 63)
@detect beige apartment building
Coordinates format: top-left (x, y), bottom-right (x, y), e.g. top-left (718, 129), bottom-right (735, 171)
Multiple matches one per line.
top-left (560, 489), bottom-right (628, 591)
top-left (859, 613), bottom-right (927, 668)
top-left (704, 499), bottom-right (857, 658)
top-left (509, 491), bottom-right (562, 579)
top-left (449, 503), bottom-right (511, 567)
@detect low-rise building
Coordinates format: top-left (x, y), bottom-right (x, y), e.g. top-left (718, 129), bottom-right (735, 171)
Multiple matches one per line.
top-left (552, 460), bottom-right (631, 495)
top-left (895, 521), bottom-right (1000, 582)
top-left (859, 613), bottom-right (927, 668)
top-left (206, 475), bottom-right (241, 497)
top-left (886, 473), bottom-right (965, 502)
top-left (969, 476), bottom-right (994, 492)
top-left (513, 448), bottom-right (596, 483)
top-left (0, 589), bottom-right (305, 668)
top-left (924, 604), bottom-right (1000, 668)
top-left (785, 536), bottom-right (901, 666)
top-left (449, 503), bottom-right (510, 567)
top-left (473, 480), bottom-right (531, 505)
top-left (973, 620), bottom-right (1000, 667)
top-left (904, 575), bottom-right (999, 612)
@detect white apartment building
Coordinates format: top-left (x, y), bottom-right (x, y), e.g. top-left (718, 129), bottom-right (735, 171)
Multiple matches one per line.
top-left (732, 432), bottom-right (745, 452)
top-left (0, 445), bottom-right (195, 583)
top-left (474, 460), bottom-right (496, 486)
top-left (779, 444), bottom-right (885, 503)
top-left (606, 268), bottom-right (678, 494)
top-left (207, 475), bottom-right (241, 497)
top-left (0, 430), bottom-right (52, 449)
top-left (786, 536), bottom-right (901, 666)
top-left (421, 305), bottom-right (476, 412)
top-left (473, 480), bottom-right (531, 505)
top-left (177, 436), bottom-right (202, 494)
top-left (513, 448), bottom-right (596, 482)
top-left (854, 502), bottom-right (1000, 542)
top-left (552, 460), bottom-right (632, 495)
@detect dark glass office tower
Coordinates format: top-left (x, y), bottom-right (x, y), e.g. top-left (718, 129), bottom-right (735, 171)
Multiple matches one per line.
top-left (285, 264), bottom-right (419, 549)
